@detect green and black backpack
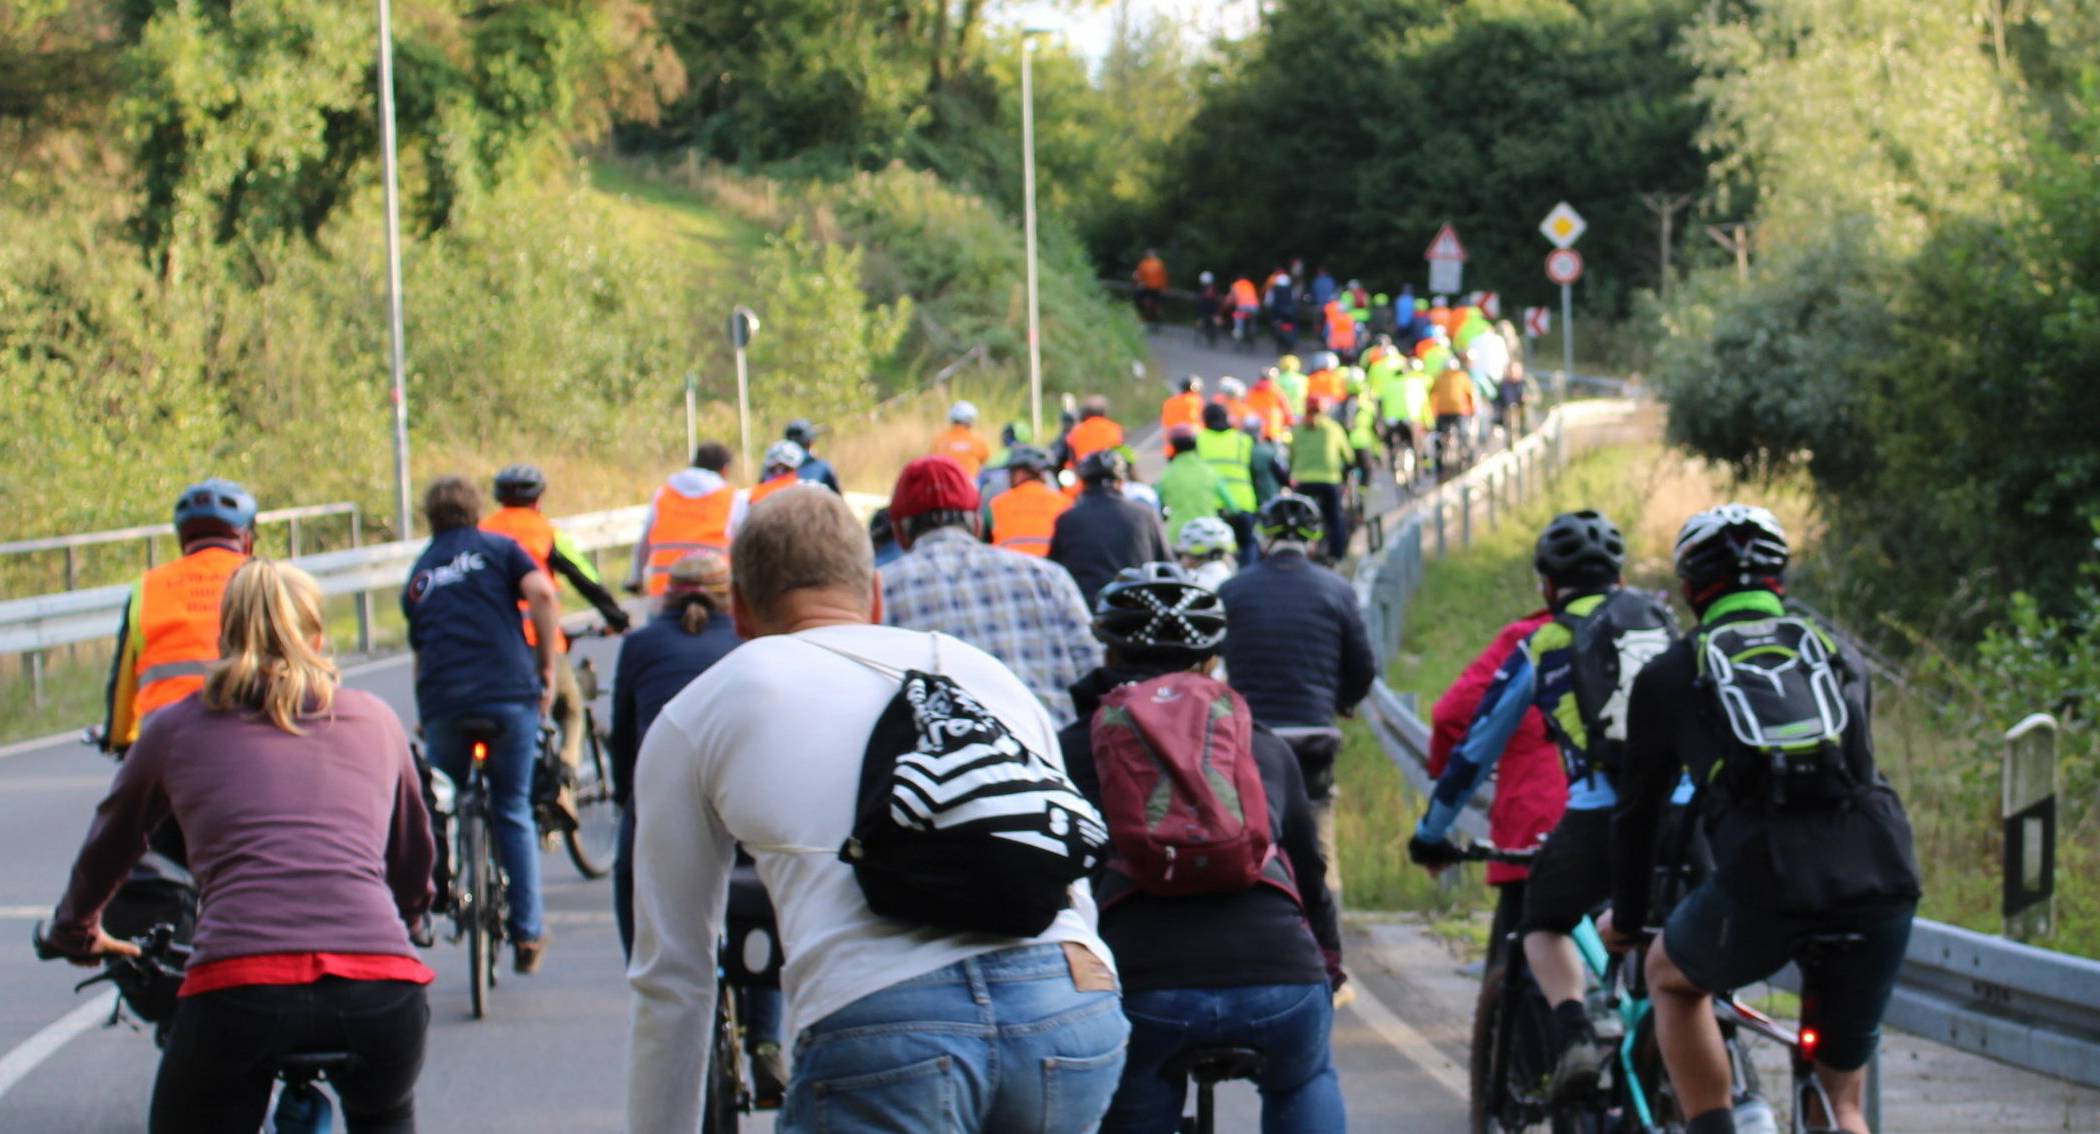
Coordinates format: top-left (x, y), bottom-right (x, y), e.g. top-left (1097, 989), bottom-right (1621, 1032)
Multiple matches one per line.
top-left (1695, 613), bottom-right (1858, 808)
top-left (1556, 588), bottom-right (1678, 780)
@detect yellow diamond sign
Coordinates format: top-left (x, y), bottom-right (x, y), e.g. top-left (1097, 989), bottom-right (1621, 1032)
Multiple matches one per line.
top-left (1540, 201), bottom-right (1586, 250)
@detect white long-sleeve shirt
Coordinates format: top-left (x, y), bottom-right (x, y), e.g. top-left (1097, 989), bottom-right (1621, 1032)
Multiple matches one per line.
top-left (625, 624), bottom-right (1111, 1133)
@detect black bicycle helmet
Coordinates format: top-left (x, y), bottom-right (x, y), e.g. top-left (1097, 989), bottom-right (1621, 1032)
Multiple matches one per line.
top-left (784, 419), bottom-right (818, 447)
top-left (1078, 449), bottom-right (1131, 485)
top-left (1534, 510), bottom-right (1626, 584)
top-left (1258, 492), bottom-right (1323, 545)
top-left (1092, 562), bottom-right (1228, 663)
top-left (1006, 445), bottom-right (1053, 474)
top-left (493, 463), bottom-right (547, 506)
top-left (172, 478), bottom-right (257, 540)
top-left (1673, 504), bottom-right (1789, 591)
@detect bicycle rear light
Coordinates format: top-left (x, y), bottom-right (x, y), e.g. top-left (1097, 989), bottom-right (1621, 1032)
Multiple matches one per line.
top-left (472, 740), bottom-right (489, 763)
top-left (1799, 1027), bottom-right (1821, 1061)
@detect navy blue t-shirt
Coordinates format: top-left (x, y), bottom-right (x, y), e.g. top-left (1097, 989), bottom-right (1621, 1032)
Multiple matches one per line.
top-left (401, 526), bottom-right (542, 722)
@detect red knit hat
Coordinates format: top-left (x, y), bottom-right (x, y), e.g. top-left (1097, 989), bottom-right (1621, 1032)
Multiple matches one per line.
top-left (889, 456), bottom-right (980, 522)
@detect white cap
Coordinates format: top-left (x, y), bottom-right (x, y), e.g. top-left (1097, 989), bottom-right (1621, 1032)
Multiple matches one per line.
top-left (949, 400), bottom-right (979, 424)
top-left (763, 439), bottom-right (806, 471)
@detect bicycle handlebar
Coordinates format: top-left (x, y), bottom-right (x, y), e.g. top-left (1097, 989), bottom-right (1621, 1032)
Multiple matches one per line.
top-left (1453, 843), bottom-right (1540, 866)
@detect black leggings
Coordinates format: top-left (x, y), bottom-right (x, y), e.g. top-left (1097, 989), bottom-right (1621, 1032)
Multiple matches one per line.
top-left (150, 978), bottom-right (428, 1134)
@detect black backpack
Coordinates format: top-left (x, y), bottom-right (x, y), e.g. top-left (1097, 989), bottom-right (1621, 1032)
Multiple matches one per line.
top-left (1555, 588), bottom-right (1679, 779)
top-left (813, 636), bottom-right (1109, 937)
top-left (1695, 613), bottom-right (1858, 809)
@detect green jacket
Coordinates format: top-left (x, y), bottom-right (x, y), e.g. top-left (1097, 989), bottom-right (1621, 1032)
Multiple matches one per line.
top-left (1277, 368), bottom-right (1309, 415)
top-left (1249, 437), bottom-right (1285, 504)
top-left (1195, 427), bottom-right (1257, 512)
top-left (1347, 391), bottom-right (1380, 451)
top-left (1157, 450), bottom-right (1235, 541)
top-left (1290, 418), bottom-right (1354, 486)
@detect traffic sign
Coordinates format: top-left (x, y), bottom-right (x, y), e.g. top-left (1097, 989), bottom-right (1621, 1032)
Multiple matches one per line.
top-left (1524, 307), bottom-right (1552, 337)
top-left (1474, 291), bottom-right (1500, 319)
top-left (1539, 202), bottom-right (1587, 249)
top-left (1424, 224), bottom-right (1467, 263)
top-left (1546, 248), bottom-right (1584, 285)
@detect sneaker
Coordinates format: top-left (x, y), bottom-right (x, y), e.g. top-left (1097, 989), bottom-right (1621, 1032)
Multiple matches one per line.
top-left (750, 1041), bottom-right (788, 1109)
top-left (513, 934), bottom-right (549, 975)
top-left (1547, 1025), bottom-right (1609, 1103)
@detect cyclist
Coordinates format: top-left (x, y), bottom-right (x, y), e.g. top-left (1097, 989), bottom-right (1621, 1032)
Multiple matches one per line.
top-left (1161, 374), bottom-right (1205, 438)
top-left (403, 476), bottom-right (561, 973)
top-left (1245, 369), bottom-right (1292, 442)
top-left (1409, 511), bottom-right (1676, 1102)
top-left (1602, 506), bottom-right (1920, 1134)
top-left (626, 441), bottom-right (742, 596)
top-left (1057, 395), bottom-right (1126, 473)
top-left (1174, 516), bottom-right (1238, 592)
top-left (1219, 493), bottom-right (1375, 918)
top-left (1196, 401), bottom-right (1260, 558)
top-left (1243, 413), bottom-right (1290, 514)
top-left (749, 440), bottom-right (809, 507)
top-left (983, 446), bottom-right (1070, 557)
top-left (1290, 397), bottom-right (1356, 564)
top-left (976, 420), bottom-right (1035, 494)
top-left (481, 464), bottom-right (632, 824)
top-left (1230, 275), bottom-right (1262, 340)
top-left (1157, 427), bottom-right (1238, 546)
top-left (1214, 376), bottom-right (1251, 425)
top-left (1305, 351), bottom-right (1346, 407)
top-left (103, 478), bottom-right (257, 757)
top-left (1429, 353), bottom-right (1476, 472)
top-left (1134, 248), bottom-right (1169, 323)
top-left (1499, 360), bottom-right (1531, 438)
top-left (929, 400), bottom-right (993, 477)
top-left (1049, 449), bottom-right (1173, 607)
top-left (1264, 273), bottom-right (1297, 349)
top-left (1058, 564), bottom-right (1346, 1133)
top-left (627, 490), bottom-right (1124, 1134)
top-left (1275, 353), bottom-right (1310, 417)
top-left (784, 419), bottom-right (843, 493)
top-left (52, 559), bottom-right (435, 1131)
top-left (1194, 271), bottom-right (1222, 339)
top-left (884, 456), bottom-right (1100, 726)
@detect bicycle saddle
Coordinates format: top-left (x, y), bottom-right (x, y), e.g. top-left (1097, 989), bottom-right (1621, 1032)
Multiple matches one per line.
top-left (1796, 931), bottom-right (1867, 959)
top-left (271, 1052), bottom-right (360, 1083)
top-left (1165, 1046), bottom-right (1266, 1085)
top-left (452, 717), bottom-right (504, 742)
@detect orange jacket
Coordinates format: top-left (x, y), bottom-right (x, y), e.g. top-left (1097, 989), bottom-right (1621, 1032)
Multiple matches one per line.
top-left (643, 485), bottom-right (734, 596)
top-left (988, 481), bottom-right (1071, 557)
top-left (1430, 368), bottom-right (1477, 417)
top-left (1244, 383), bottom-right (1291, 440)
top-left (482, 506), bottom-right (564, 650)
top-left (1217, 395), bottom-right (1252, 427)
top-left (1064, 416), bottom-right (1126, 464)
top-left (1230, 279), bottom-right (1260, 309)
top-left (1160, 392), bottom-right (1204, 436)
top-left (1306, 368), bottom-right (1346, 407)
top-left (131, 545), bottom-right (249, 724)
top-left (1135, 256), bottom-right (1168, 290)
top-left (931, 425), bottom-right (992, 477)
top-left (1323, 302), bottom-right (1358, 352)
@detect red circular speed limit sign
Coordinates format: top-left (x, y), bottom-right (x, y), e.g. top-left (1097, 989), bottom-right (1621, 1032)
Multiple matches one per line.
top-left (1546, 248), bottom-right (1584, 285)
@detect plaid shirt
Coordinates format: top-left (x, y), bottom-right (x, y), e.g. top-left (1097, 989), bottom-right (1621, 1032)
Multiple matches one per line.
top-left (881, 526), bottom-right (1102, 726)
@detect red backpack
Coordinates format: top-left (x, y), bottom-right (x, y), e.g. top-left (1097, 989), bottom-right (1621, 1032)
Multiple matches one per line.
top-left (1090, 672), bottom-right (1295, 901)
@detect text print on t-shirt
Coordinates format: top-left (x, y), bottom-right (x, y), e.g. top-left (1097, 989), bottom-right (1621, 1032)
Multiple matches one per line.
top-left (407, 551), bottom-right (490, 604)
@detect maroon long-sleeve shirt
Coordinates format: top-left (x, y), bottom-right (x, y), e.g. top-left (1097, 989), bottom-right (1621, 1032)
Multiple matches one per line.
top-left (52, 688), bottom-right (434, 967)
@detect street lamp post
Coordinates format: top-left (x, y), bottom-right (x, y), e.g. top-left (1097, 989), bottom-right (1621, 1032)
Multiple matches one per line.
top-left (1020, 30), bottom-right (1047, 443)
top-left (376, 0), bottom-right (412, 538)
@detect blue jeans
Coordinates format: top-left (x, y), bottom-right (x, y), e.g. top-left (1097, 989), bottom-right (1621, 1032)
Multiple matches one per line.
top-left (780, 944), bottom-right (1129, 1133)
top-left (424, 702), bottom-right (543, 942)
top-left (1105, 983), bottom-right (1344, 1134)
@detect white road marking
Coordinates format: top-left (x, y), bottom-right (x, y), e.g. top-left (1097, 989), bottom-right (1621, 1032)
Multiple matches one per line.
top-left (0, 906), bottom-right (50, 920)
top-left (1342, 974), bottom-right (1472, 1099)
top-left (0, 991), bottom-right (118, 1103)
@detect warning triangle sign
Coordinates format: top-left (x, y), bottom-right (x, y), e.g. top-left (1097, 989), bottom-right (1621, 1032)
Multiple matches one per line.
top-left (1424, 224), bottom-right (1467, 262)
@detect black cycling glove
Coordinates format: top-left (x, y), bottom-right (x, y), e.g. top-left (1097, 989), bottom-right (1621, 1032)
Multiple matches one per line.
top-left (1407, 834), bottom-right (1464, 868)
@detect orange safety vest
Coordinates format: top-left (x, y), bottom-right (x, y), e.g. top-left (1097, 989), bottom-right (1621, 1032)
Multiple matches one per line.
top-left (747, 474), bottom-right (801, 508)
top-left (1324, 303), bottom-right (1358, 351)
top-left (481, 506), bottom-right (565, 650)
top-left (132, 546), bottom-right (248, 721)
top-left (1306, 368), bottom-right (1346, 406)
top-left (1160, 393), bottom-right (1203, 436)
top-left (644, 484), bottom-right (734, 596)
top-left (1230, 279), bottom-right (1260, 309)
top-left (930, 425), bottom-right (991, 477)
top-left (1218, 396), bottom-right (1252, 427)
top-left (1135, 257), bottom-right (1168, 290)
top-left (989, 480), bottom-right (1071, 557)
top-left (1064, 417), bottom-right (1125, 463)
top-left (1431, 369), bottom-right (1476, 417)
top-left (1244, 384), bottom-right (1290, 440)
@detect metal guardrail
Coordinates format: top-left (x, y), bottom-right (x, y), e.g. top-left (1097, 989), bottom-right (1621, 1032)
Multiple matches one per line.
top-left (0, 502), bottom-right (364, 592)
top-left (1350, 403), bottom-right (2100, 1090)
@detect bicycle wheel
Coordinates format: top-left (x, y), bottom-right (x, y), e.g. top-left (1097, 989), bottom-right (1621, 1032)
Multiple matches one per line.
top-left (564, 715), bottom-right (620, 879)
top-left (701, 982), bottom-right (744, 1133)
top-left (1472, 949), bottom-right (1557, 1133)
top-left (463, 809), bottom-right (492, 1020)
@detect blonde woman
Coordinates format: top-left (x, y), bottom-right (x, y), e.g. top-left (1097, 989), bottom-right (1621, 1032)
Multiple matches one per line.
top-left (49, 559), bottom-right (435, 1134)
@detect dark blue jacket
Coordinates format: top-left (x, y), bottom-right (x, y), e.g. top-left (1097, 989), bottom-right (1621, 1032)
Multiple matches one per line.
top-left (609, 609), bottom-right (742, 803)
top-left (797, 456), bottom-right (843, 495)
top-left (1218, 549), bottom-right (1376, 729)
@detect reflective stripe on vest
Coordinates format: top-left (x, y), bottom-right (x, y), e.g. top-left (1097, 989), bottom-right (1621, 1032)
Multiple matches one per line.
top-left (644, 485), bottom-right (734, 596)
top-left (1194, 428), bottom-right (1256, 511)
top-left (990, 482), bottom-right (1070, 557)
top-left (134, 546), bottom-right (248, 719)
top-left (481, 507), bottom-right (563, 650)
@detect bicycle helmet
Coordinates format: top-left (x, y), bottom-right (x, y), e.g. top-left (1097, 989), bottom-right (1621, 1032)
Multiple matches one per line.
top-left (1092, 562), bottom-right (1228, 663)
top-left (1180, 374), bottom-right (1204, 394)
top-left (493, 463), bottom-right (546, 506)
top-left (1258, 492), bottom-right (1323, 545)
top-left (784, 419), bottom-right (818, 447)
top-left (172, 478), bottom-right (257, 540)
top-left (1534, 510), bottom-right (1627, 584)
top-left (1217, 376), bottom-right (1246, 399)
top-left (1078, 449), bottom-right (1131, 485)
top-left (1279, 354), bottom-right (1301, 373)
top-left (1005, 446), bottom-right (1053, 474)
top-left (763, 439), bottom-right (806, 474)
top-left (1175, 516), bottom-right (1238, 559)
top-left (1673, 504), bottom-right (1790, 591)
top-left (949, 400), bottom-right (979, 425)
top-left (1199, 271), bottom-right (1215, 285)
top-left (1311, 351), bottom-right (1340, 372)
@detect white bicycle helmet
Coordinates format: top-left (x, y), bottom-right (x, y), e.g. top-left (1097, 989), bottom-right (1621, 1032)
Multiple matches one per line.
top-left (1175, 516), bottom-right (1238, 559)
top-left (949, 400), bottom-right (980, 425)
top-left (763, 439), bottom-right (806, 474)
top-left (1674, 504), bottom-right (1790, 589)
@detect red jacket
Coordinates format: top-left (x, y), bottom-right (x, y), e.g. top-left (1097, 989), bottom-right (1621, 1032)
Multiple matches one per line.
top-left (1427, 610), bottom-right (1568, 885)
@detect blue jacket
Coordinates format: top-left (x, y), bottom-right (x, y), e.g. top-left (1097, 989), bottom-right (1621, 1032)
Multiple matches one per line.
top-left (1218, 549), bottom-right (1376, 729)
top-left (797, 456), bottom-right (842, 494)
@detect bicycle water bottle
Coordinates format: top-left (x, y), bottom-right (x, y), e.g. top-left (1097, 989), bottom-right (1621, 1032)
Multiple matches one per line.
top-left (271, 1082), bottom-right (335, 1134)
top-left (1732, 1094), bottom-right (1780, 1134)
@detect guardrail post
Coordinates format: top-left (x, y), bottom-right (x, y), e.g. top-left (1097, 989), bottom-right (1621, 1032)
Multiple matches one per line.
top-left (1434, 500), bottom-right (1447, 558)
top-left (64, 546), bottom-right (78, 591)
top-left (1459, 484), bottom-right (1473, 547)
top-left (288, 516), bottom-right (302, 559)
top-left (30, 650), bottom-right (46, 708)
top-left (350, 508), bottom-right (364, 549)
top-left (2003, 713), bottom-right (2059, 941)
top-left (356, 589), bottom-right (374, 655)
top-left (1485, 469), bottom-right (1499, 532)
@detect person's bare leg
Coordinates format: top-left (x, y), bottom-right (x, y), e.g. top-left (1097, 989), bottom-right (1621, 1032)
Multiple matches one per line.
top-left (1647, 940), bottom-right (1733, 1117)
top-left (1523, 930), bottom-right (1584, 1007)
top-left (1814, 1063), bottom-right (1869, 1133)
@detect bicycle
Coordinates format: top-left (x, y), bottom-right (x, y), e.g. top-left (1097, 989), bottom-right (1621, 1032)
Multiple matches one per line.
top-left (537, 631), bottom-right (621, 879)
top-left (703, 860), bottom-right (786, 1133)
top-left (32, 921), bottom-right (359, 1134)
top-left (1169, 1045), bottom-right (1264, 1134)
top-left (425, 720), bottom-right (509, 1020)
